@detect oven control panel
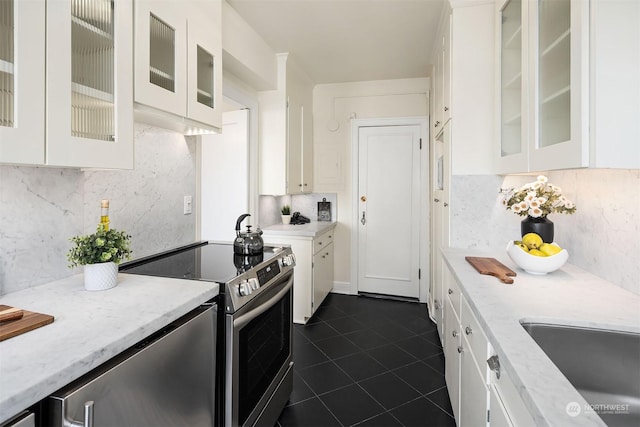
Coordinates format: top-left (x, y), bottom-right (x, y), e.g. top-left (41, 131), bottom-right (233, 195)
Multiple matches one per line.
top-left (256, 260), bottom-right (281, 286)
top-left (226, 247), bottom-right (295, 312)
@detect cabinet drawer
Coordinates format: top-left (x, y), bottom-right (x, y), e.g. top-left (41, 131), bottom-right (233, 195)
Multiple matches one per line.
top-left (444, 267), bottom-right (461, 318)
top-left (313, 228), bottom-right (334, 254)
top-left (461, 296), bottom-right (489, 376)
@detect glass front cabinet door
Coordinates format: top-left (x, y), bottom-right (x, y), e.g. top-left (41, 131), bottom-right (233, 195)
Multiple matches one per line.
top-left (496, 0), bottom-right (527, 173)
top-left (134, 0), bottom-right (222, 132)
top-left (1, 0), bottom-right (133, 168)
top-left (47, 0), bottom-right (134, 168)
top-left (529, 0), bottom-right (588, 171)
top-left (0, 0), bottom-right (46, 165)
top-left (496, 0), bottom-right (588, 173)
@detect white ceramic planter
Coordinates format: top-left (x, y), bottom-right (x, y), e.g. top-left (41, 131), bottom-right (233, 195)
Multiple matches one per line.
top-left (84, 262), bottom-right (118, 291)
top-left (281, 215), bottom-right (291, 225)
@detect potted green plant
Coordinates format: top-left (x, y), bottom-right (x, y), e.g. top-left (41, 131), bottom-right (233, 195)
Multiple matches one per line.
top-left (68, 225), bottom-right (132, 291)
top-left (281, 205), bottom-right (292, 225)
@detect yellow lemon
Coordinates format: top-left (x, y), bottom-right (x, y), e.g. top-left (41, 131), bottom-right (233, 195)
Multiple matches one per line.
top-left (529, 249), bottom-right (546, 257)
top-left (540, 243), bottom-right (562, 256)
top-left (514, 241), bottom-right (529, 252)
top-left (522, 233), bottom-right (543, 250)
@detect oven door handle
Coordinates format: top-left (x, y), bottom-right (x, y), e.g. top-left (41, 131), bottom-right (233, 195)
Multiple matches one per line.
top-left (234, 274), bottom-right (293, 330)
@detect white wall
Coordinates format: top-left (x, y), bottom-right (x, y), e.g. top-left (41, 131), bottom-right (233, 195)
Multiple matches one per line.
top-left (313, 78), bottom-right (429, 288)
top-left (0, 125), bottom-right (198, 295)
top-left (222, 0), bottom-right (277, 90)
top-left (449, 170), bottom-right (640, 295)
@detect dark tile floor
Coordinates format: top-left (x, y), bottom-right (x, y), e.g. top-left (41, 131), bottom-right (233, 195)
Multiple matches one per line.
top-left (276, 293), bottom-right (455, 427)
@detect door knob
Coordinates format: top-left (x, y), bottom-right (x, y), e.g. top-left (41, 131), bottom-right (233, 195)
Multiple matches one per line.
top-left (360, 195), bottom-right (367, 202)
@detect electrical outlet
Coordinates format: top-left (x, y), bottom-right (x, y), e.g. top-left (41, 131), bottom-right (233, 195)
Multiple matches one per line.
top-left (183, 196), bottom-right (192, 215)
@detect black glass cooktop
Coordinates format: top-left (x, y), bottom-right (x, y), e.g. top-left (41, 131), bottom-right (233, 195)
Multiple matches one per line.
top-left (119, 242), bottom-right (282, 284)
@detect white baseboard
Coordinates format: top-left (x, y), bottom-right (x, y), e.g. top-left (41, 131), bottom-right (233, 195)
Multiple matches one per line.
top-left (330, 281), bottom-right (355, 295)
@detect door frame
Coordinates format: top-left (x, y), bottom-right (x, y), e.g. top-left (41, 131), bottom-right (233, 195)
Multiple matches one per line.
top-left (350, 117), bottom-right (430, 303)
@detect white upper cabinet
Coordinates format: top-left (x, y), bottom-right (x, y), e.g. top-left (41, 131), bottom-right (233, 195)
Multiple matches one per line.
top-left (134, 0), bottom-right (222, 134)
top-left (496, 0), bottom-right (640, 173)
top-left (259, 53), bottom-right (314, 195)
top-left (431, 8), bottom-right (451, 135)
top-left (528, 0), bottom-right (588, 171)
top-left (1, 0), bottom-right (132, 168)
top-left (0, 0), bottom-right (45, 165)
top-left (47, 0), bottom-right (134, 168)
top-left (496, 0), bottom-right (527, 173)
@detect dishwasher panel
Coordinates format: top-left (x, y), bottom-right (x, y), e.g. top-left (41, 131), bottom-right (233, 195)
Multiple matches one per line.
top-left (44, 305), bottom-right (216, 427)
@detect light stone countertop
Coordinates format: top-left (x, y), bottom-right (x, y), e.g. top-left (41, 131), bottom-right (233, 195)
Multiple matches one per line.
top-left (0, 273), bottom-right (219, 424)
top-left (262, 221), bottom-right (336, 238)
top-left (442, 248), bottom-right (640, 427)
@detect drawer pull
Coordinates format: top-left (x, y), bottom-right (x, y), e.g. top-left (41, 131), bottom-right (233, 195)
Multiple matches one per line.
top-left (465, 326), bottom-right (473, 335)
top-left (487, 355), bottom-right (501, 379)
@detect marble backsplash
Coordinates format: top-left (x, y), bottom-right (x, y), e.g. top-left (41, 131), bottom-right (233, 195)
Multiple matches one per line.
top-left (259, 193), bottom-right (337, 227)
top-left (0, 125), bottom-right (197, 295)
top-left (450, 170), bottom-right (640, 294)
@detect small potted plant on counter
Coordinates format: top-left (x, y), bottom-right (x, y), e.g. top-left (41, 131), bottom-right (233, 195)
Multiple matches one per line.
top-left (68, 225), bottom-right (132, 291)
top-left (281, 205), bottom-right (292, 225)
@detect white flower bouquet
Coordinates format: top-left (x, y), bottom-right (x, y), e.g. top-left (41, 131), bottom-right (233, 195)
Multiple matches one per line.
top-left (500, 175), bottom-right (576, 218)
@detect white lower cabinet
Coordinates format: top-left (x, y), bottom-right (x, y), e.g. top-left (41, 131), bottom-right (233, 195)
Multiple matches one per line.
top-left (313, 242), bottom-right (333, 314)
top-left (443, 264), bottom-right (490, 426)
top-left (488, 359), bottom-right (536, 427)
top-left (263, 227), bottom-right (334, 323)
top-left (442, 260), bottom-right (537, 426)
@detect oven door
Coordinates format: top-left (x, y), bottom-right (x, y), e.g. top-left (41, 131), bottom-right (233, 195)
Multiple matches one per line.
top-left (225, 270), bottom-right (294, 427)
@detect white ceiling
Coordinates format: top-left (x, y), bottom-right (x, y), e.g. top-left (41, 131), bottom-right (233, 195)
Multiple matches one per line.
top-left (226, 0), bottom-right (445, 84)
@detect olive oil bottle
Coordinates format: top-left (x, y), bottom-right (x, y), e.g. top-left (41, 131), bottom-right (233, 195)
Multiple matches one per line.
top-left (100, 199), bottom-right (110, 230)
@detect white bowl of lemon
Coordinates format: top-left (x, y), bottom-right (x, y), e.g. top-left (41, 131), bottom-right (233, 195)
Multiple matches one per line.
top-left (507, 233), bottom-right (569, 275)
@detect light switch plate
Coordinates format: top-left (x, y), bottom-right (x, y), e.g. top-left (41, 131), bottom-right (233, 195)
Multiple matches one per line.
top-left (183, 196), bottom-right (192, 215)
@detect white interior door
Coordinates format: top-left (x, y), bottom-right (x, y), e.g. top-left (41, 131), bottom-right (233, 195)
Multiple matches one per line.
top-left (357, 125), bottom-right (421, 298)
top-left (200, 109), bottom-right (249, 241)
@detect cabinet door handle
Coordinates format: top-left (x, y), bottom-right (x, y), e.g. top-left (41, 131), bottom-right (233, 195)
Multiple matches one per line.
top-left (65, 400), bottom-right (94, 427)
top-left (465, 326), bottom-right (473, 335)
top-left (457, 346), bottom-right (464, 354)
top-left (487, 355), bottom-right (501, 379)
top-left (434, 198), bottom-right (440, 203)
top-left (444, 202), bottom-right (449, 207)
top-left (452, 330), bottom-right (458, 338)
top-left (444, 106), bottom-right (449, 112)
top-left (448, 289), bottom-right (453, 295)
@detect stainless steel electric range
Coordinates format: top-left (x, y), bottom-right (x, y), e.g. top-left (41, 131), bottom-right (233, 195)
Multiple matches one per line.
top-left (120, 241), bottom-right (296, 427)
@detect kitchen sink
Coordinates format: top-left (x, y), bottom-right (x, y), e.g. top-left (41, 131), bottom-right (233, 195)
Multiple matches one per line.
top-left (521, 322), bottom-right (640, 427)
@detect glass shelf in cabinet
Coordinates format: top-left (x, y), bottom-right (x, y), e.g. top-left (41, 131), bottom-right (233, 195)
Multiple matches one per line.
top-left (503, 25), bottom-right (522, 50)
top-left (71, 15), bottom-right (113, 41)
top-left (72, 82), bottom-right (114, 104)
top-left (540, 28), bottom-right (570, 58)
top-left (0, 59), bottom-right (13, 74)
top-left (502, 72), bottom-right (522, 90)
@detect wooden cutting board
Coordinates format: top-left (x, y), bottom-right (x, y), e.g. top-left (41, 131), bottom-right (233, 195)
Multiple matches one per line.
top-left (465, 257), bottom-right (517, 284)
top-left (0, 305), bottom-right (54, 342)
